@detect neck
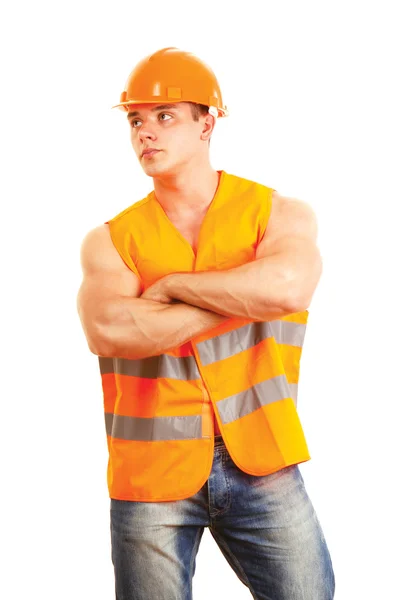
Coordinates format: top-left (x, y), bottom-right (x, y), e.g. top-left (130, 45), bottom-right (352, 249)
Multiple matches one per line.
top-left (152, 163), bottom-right (221, 218)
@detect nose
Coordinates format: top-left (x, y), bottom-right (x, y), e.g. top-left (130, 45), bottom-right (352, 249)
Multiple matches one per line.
top-left (138, 119), bottom-right (157, 142)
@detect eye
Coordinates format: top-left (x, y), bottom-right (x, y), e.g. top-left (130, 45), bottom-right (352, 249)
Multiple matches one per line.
top-left (130, 119), bottom-right (142, 128)
top-left (159, 113), bottom-right (172, 121)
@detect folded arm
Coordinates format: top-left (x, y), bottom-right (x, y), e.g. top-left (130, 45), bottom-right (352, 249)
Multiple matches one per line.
top-left (95, 298), bottom-right (228, 359)
top-left (77, 225), bottom-right (229, 361)
top-left (147, 193), bottom-right (323, 321)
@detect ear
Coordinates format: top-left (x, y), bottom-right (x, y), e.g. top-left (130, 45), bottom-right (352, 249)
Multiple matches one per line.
top-left (200, 114), bottom-right (215, 142)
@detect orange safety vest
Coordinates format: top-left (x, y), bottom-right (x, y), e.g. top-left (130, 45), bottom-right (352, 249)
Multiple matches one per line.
top-left (99, 170), bottom-right (311, 501)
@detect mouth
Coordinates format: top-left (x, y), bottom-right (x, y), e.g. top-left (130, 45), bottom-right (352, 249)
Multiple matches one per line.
top-left (142, 149), bottom-right (161, 158)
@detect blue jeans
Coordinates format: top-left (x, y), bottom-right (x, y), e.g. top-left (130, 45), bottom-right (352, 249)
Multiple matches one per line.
top-left (110, 435), bottom-right (335, 599)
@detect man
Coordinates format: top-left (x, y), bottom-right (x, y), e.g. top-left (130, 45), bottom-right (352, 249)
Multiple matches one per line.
top-left (77, 47), bottom-right (335, 599)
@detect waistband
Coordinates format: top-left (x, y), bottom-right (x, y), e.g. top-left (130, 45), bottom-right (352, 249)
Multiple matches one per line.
top-left (214, 434), bottom-right (225, 447)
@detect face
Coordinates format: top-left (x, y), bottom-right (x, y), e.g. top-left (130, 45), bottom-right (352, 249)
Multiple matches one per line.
top-left (126, 102), bottom-right (213, 177)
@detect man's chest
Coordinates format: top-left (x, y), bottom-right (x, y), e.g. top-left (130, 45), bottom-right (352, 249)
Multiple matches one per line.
top-left (166, 216), bottom-right (204, 257)
top-left (131, 199), bottom-right (266, 287)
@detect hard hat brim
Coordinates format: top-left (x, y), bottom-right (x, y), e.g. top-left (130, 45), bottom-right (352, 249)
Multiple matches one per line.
top-left (111, 99), bottom-right (229, 118)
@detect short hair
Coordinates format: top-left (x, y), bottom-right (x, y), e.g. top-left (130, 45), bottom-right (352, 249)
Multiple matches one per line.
top-left (189, 102), bottom-right (210, 121)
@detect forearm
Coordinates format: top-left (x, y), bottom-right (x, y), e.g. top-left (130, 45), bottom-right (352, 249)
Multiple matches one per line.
top-left (94, 298), bottom-right (229, 359)
top-left (166, 259), bottom-right (300, 321)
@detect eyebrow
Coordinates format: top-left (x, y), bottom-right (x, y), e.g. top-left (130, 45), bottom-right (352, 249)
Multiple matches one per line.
top-left (126, 104), bottom-right (180, 120)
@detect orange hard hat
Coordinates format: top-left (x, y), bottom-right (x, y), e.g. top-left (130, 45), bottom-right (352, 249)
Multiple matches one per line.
top-left (112, 47), bottom-right (229, 118)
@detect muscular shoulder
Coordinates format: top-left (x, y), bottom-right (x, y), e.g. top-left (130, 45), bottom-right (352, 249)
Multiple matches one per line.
top-left (255, 192), bottom-right (319, 260)
top-left (266, 191), bottom-right (318, 243)
top-left (79, 224), bottom-right (122, 272)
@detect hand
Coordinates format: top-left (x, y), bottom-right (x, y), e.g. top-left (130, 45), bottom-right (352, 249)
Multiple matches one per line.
top-left (140, 276), bottom-right (177, 305)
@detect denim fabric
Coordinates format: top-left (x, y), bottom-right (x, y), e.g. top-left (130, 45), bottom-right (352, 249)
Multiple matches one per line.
top-left (110, 435), bottom-right (335, 599)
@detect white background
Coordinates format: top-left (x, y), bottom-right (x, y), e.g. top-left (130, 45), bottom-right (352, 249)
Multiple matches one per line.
top-left (1, 1), bottom-right (399, 598)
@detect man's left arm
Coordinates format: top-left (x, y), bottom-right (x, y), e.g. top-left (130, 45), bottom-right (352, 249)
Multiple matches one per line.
top-left (142, 193), bottom-right (323, 321)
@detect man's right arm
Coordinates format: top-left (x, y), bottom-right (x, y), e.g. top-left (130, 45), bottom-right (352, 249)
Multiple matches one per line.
top-left (76, 224), bottom-right (229, 359)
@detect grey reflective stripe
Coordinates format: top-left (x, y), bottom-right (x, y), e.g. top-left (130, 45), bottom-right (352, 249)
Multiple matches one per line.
top-left (197, 320), bottom-right (307, 366)
top-left (98, 321), bottom-right (305, 376)
top-left (288, 383), bottom-right (298, 405)
top-left (216, 374), bottom-right (293, 425)
top-left (99, 357), bottom-right (113, 375)
top-left (98, 354), bottom-right (200, 380)
top-left (105, 412), bottom-right (202, 441)
top-left (268, 320), bottom-right (306, 347)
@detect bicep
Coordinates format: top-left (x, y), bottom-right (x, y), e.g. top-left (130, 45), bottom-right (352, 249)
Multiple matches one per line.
top-left (77, 224), bottom-right (141, 348)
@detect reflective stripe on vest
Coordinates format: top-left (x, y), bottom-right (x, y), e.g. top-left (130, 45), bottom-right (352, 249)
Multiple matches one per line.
top-left (104, 412), bottom-right (202, 441)
top-left (100, 318), bottom-right (304, 441)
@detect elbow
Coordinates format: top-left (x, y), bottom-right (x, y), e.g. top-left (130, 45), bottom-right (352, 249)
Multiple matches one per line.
top-left (82, 318), bottom-right (116, 357)
top-left (285, 295), bottom-right (311, 314)
top-left (283, 284), bottom-right (316, 314)
top-left (275, 270), bottom-right (308, 315)
top-left (89, 333), bottom-right (155, 360)
top-left (278, 294), bottom-right (308, 315)
top-left (87, 333), bottom-right (115, 358)
top-left (285, 266), bottom-right (322, 314)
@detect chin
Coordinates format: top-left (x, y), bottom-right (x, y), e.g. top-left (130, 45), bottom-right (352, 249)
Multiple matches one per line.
top-left (142, 163), bottom-right (165, 177)
top-left (143, 161), bottom-right (178, 178)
